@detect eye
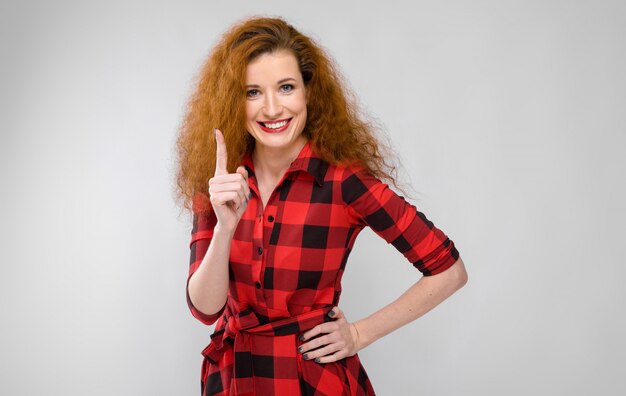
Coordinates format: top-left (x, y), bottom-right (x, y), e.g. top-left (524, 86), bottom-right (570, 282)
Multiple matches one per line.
top-left (279, 84), bottom-right (294, 93)
top-left (246, 89), bottom-right (260, 98)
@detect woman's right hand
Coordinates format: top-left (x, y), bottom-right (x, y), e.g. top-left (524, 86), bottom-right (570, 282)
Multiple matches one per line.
top-left (208, 128), bottom-right (250, 233)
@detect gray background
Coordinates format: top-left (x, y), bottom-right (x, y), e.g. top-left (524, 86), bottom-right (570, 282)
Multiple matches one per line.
top-left (1, 0), bottom-right (625, 395)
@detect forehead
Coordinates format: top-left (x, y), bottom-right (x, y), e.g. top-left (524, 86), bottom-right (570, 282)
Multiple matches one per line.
top-left (245, 50), bottom-right (302, 83)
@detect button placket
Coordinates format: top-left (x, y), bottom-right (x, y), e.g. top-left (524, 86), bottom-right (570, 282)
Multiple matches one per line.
top-left (251, 194), bottom-right (264, 296)
top-left (257, 201), bottom-right (279, 301)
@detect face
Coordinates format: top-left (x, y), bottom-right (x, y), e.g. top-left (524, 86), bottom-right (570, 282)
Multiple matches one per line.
top-left (245, 50), bottom-right (307, 157)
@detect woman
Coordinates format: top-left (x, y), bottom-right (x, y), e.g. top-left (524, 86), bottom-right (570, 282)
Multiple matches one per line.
top-left (176, 16), bottom-right (467, 396)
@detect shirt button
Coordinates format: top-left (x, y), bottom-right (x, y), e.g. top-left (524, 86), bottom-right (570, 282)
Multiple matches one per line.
top-left (257, 247), bottom-right (263, 255)
top-left (267, 215), bottom-right (274, 223)
top-left (255, 281), bottom-right (262, 289)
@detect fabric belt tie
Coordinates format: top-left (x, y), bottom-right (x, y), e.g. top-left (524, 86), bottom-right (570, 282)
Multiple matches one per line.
top-left (201, 306), bottom-right (333, 396)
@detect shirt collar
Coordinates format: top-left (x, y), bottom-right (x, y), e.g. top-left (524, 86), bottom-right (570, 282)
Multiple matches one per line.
top-left (242, 142), bottom-right (329, 186)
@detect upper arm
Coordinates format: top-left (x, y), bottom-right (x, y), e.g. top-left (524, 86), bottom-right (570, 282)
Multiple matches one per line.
top-left (341, 167), bottom-right (460, 276)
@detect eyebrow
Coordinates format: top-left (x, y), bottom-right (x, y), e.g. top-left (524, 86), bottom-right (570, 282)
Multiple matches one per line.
top-left (245, 77), bottom-right (297, 88)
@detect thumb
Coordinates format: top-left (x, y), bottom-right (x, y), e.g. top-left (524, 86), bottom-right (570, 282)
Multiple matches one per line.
top-left (236, 166), bottom-right (251, 201)
top-left (328, 306), bottom-right (343, 319)
top-left (235, 165), bottom-right (248, 182)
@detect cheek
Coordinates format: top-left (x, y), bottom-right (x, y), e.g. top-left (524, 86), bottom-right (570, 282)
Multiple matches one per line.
top-left (301, 107), bottom-right (307, 123)
top-left (300, 97), bottom-right (308, 121)
top-left (293, 94), bottom-right (308, 114)
top-left (245, 102), bottom-right (257, 122)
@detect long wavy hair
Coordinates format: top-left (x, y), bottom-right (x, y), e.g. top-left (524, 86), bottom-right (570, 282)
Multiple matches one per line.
top-left (176, 16), bottom-right (399, 212)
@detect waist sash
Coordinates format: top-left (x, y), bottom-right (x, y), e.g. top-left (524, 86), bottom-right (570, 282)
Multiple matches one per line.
top-left (202, 306), bottom-right (333, 395)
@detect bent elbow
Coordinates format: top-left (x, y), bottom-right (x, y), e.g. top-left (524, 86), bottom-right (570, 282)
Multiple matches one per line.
top-left (458, 268), bottom-right (468, 289)
top-left (451, 257), bottom-right (468, 290)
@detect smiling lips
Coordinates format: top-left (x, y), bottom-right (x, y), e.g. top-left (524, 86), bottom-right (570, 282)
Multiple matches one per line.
top-left (257, 118), bottom-right (292, 133)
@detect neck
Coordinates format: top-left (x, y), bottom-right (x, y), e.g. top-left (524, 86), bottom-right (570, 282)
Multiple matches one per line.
top-left (252, 137), bottom-right (307, 180)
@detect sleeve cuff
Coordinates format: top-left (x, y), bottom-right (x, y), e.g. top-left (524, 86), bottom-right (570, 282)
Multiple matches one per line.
top-left (413, 239), bottom-right (460, 276)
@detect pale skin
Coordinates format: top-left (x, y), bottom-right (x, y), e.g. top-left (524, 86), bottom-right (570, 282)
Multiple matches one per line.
top-left (187, 50), bottom-right (468, 365)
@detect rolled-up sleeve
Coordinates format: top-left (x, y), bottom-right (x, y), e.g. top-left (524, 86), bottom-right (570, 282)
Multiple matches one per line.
top-left (341, 167), bottom-right (459, 276)
top-left (186, 194), bottom-right (225, 325)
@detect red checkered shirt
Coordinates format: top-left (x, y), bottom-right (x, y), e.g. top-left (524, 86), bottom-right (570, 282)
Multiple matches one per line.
top-left (187, 142), bottom-right (460, 396)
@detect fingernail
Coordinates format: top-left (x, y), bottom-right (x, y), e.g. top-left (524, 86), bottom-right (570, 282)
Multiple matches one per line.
top-left (297, 347), bottom-right (303, 353)
top-left (314, 358), bottom-right (321, 363)
top-left (328, 310), bottom-right (335, 318)
top-left (299, 335), bottom-right (306, 342)
top-left (248, 192), bottom-right (253, 199)
top-left (213, 128), bottom-right (216, 136)
top-left (303, 354), bottom-right (309, 360)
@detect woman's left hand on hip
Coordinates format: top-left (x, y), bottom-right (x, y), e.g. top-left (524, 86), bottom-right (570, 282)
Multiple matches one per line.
top-left (297, 306), bottom-right (362, 363)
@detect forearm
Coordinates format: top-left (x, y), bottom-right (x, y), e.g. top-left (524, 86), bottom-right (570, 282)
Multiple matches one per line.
top-left (354, 258), bottom-right (467, 349)
top-left (187, 225), bottom-right (234, 316)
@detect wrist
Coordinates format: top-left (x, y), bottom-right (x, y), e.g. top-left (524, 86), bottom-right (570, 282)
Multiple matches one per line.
top-left (352, 321), bottom-right (372, 350)
top-left (214, 223), bottom-right (236, 239)
top-left (350, 322), bottom-right (365, 352)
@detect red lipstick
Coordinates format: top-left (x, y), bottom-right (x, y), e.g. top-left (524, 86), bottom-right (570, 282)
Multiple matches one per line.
top-left (257, 118), bottom-right (292, 133)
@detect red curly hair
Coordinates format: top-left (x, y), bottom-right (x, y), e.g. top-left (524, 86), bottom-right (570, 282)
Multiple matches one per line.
top-left (176, 16), bottom-right (398, 212)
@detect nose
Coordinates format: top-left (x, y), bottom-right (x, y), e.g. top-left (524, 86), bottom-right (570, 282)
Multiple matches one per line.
top-left (262, 92), bottom-right (283, 118)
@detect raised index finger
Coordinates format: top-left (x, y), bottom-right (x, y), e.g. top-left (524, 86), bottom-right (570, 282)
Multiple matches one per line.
top-left (214, 128), bottom-right (228, 176)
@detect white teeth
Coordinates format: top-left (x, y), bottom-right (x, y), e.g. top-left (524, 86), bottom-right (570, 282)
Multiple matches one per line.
top-left (264, 120), bottom-right (288, 129)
